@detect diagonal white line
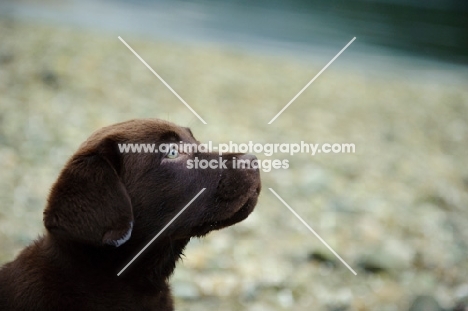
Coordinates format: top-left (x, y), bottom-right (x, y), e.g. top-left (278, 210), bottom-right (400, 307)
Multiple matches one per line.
top-left (268, 188), bottom-right (357, 275)
top-left (117, 188), bottom-right (206, 276)
top-left (118, 36), bottom-right (207, 125)
top-left (268, 37), bottom-right (356, 124)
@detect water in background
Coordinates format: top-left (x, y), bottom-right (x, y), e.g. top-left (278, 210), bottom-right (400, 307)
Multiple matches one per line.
top-left (1, 0), bottom-right (467, 65)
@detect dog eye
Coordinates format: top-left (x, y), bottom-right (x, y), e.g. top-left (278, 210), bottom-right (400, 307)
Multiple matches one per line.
top-left (165, 144), bottom-right (179, 159)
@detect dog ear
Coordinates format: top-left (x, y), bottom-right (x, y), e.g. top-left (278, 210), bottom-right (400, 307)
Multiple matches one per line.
top-left (44, 137), bottom-right (133, 247)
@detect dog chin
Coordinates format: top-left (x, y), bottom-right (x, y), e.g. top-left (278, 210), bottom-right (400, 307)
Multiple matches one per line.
top-left (193, 196), bottom-right (257, 237)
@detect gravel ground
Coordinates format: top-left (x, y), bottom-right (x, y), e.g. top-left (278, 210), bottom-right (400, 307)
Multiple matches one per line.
top-left (0, 19), bottom-right (467, 311)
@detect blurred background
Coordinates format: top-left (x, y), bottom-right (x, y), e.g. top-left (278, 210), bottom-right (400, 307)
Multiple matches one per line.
top-left (0, 0), bottom-right (467, 310)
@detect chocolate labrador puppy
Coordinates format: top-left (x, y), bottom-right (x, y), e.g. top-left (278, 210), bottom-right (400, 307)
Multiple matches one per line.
top-left (0, 119), bottom-right (261, 310)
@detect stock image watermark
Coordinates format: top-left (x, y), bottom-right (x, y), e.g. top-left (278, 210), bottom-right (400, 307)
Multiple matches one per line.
top-left (187, 157), bottom-right (289, 172)
top-left (118, 141), bottom-right (356, 172)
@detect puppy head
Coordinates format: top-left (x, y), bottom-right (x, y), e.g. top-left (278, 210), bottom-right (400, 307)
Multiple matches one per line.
top-left (43, 119), bottom-right (261, 248)
top-left (115, 120), bottom-right (261, 241)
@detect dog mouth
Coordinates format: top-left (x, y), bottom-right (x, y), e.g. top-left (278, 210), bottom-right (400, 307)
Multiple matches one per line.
top-left (192, 189), bottom-right (259, 237)
top-left (217, 195), bottom-right (257, 225)
top-left (216, 180), bottom-right (261, 224)
top-left (190, 160), bottom-right (261, 237)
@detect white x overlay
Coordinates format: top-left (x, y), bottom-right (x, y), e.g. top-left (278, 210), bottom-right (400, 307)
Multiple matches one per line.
top-left (269, 188), bottom-right (357, 275)
top-left (118, 36), bottom-right (207, 124)
top-left (117, 34), bottom-right (358, 278)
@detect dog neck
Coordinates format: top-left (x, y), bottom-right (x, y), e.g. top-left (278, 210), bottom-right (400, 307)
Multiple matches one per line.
top-left (122, 237), bottom-right (191, 285)
top-left (43, 234), bottom-right (190, 290)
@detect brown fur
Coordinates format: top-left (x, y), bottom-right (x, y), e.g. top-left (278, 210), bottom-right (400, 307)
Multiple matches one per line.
top-left (0, 119), bottom-right (261, 310)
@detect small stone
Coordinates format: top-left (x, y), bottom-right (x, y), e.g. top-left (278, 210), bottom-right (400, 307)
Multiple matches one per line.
top-left (172, 281), bottom-right (200, 300)
top-left (307, 249), bottom-right (337, 268)
top-left (39, 69), bottom-right (59, 88)
top-left (408, 295), bottom-right (442, 311)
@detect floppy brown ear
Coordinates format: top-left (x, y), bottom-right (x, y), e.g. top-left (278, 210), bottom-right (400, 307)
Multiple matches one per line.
top-left (44, 138), bottom-right (133, 247)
